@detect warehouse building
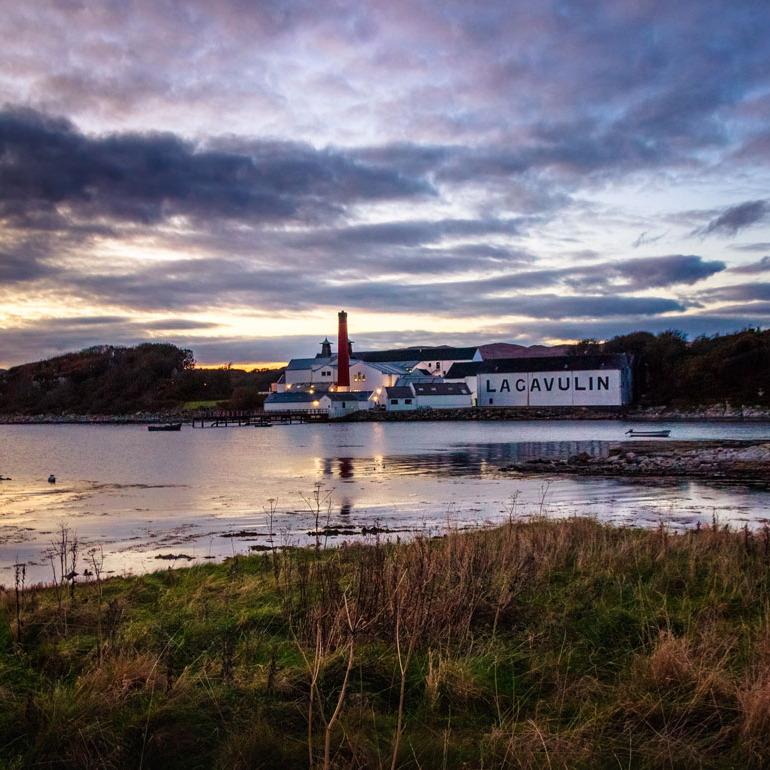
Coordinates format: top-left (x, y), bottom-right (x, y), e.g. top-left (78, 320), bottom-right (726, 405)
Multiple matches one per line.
top-left (475, 355), bottom-right (633, 407)
top-left (375, 381), bottom-right (473, 411)
top-left (270, 312), bottom-right (633, 415)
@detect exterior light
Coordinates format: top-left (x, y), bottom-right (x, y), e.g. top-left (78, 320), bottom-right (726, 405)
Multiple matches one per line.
top-left (286, 383), bottom-right (291, 389)
top-left (313, 400), bottom-right (320, 406)
top-left (376, 388), bottom-right (382, 394)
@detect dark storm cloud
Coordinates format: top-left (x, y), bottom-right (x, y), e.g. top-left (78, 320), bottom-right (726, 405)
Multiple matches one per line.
top-left (463, 255), bottom-right (723, 296)
top-left (730, 243), bottom-right (770, 252)
top-left (729, 256), bottom-right (770, 274)
top-left (0, 250), bottom-right (54, 283)
top-left (288, 218), bottom-right (530, 259)
top-left (607, 255), bottom-right (725, 289)
top-left (0, 107), bottom-right (434, 230)
top-left (702, 200), bottom-right (770, 236)
top-left (705, 302), bottom-right (770, 316)
top-left (65, 316), bottom-right (128, 326)
top-left (699, 283), bottom-right (770, 302)
top-left (30, 250), bottom-right (715, 323)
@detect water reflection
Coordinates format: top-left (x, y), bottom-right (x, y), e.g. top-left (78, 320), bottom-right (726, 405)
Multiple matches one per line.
top-left (3, 422), bottom-right (770, 582)
top-left (319, 457), bottom-right (356, 479)
top-left (314, 442), bottom-right (613, 480)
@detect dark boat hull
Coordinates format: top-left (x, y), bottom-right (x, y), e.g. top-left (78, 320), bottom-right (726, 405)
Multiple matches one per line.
top-left (626, 430), bottom-right (670, 437)
top-left (148, 423), bottom-right (182, 432)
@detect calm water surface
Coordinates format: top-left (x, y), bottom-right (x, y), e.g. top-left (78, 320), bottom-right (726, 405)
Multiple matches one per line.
top-left (1, 420), bottom-right (769, 582)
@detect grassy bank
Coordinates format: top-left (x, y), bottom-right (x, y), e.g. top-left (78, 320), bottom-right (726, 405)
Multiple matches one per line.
top-left (3, 518), bottom-right (770, 769)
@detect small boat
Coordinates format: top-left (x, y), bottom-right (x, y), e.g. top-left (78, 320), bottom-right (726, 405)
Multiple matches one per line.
top-left (625, 429), bottom-right (671, 437)
top-left (147, 423), bottom-right (182, 432)
top-left (48, 474), bottom-right (56, 483)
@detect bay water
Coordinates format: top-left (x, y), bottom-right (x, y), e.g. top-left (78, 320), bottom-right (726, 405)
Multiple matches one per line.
top-left (1, 420), bottom-right (769, 582)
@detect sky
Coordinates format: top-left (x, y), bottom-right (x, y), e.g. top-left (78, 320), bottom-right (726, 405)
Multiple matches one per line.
top-left (1, 0), bottom-right (770, 369)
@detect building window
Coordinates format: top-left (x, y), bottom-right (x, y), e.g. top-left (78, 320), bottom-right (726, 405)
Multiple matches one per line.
top-left (390, 399), bottom-right (398, 405)
top-left (405, 398), bottom-right (412, 404)
top-left (489, 398), bottom-right (493, 405)
top-left (354, 372), bottom-right (366, 382)
top-left (342, 402), bottom-right (346, 407)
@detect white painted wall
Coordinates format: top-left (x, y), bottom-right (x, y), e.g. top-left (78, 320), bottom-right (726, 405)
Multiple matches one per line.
top-left (477, 369), bottom-right (627, 407)
top-left (385, 395), bottom-right (416, 411)
top-left (414, 392), bottom-right (473, 409)
top-left (320, 395), bottom-right (373, 418)
top-left (444, 375), bottom-right (478, 404)
top-left (264, 398), bottom-right (321, 412)
top-left (416, 357), bottom-right (475, 377)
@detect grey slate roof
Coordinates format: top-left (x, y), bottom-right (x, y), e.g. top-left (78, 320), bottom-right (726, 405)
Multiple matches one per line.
top-left (412, 382), bottom-right (471, 396)
top-left (323, 391), bottom-right (372, 402)
top-left (265, 391), bottom-right (318, 403)
top-left (360, 361), bottom-right (415, 375)
top-left (384, 386), bottom-right (414, 399)
top-left (286, 357), bottom-right (331, 371)
top-left (393, 375), bottom-right (443, 386)
top-left (355, 347), bottom-right (478, 363)
top-left (445, 362), bottom-right (482, 378)
top-left (478, 354), bottom-right (630, 374)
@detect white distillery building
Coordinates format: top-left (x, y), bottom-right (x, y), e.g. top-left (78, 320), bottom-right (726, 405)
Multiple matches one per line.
top-left (276, 342), bottom-right (482, 394)
top-left (444, 361), bottom-right (483, 404)
top-left (278, 357), bottom-right (423, 393)
top-left (475, 355), bottom-right (633, 407)
top-left (264, 390), bottom-right (374, 417)
top-left (376, 381), bottom-right (473, 411)
top-left (319, 391), bottom-right (373, 418)
top-left (263, 391), bottom-right (323, 412)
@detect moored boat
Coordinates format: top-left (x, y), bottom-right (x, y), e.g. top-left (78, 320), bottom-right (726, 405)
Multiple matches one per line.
top-left (625, 429), bottom-right (671, 437)
top-left (147, 423), bottom-right (182, 432)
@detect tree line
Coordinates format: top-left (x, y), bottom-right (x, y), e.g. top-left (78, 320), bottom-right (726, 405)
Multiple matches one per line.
top-left (572, 327), bottom-right (770, 406)
top-left (0, 344), bottom-right (282, 415)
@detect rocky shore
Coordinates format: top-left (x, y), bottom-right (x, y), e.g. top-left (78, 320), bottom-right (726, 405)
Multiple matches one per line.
top-left (500, 439), bottom-right (770, 481)
top-left (343, 403), bottom-right (770, 422)
top-left (2, 402), bottom-right (770, 424)
top-left (0, 411), bottom-right (185, 424)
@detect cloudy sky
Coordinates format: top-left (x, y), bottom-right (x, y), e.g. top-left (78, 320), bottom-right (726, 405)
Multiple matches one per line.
top-left (2, 0), bottom-right (770, 368)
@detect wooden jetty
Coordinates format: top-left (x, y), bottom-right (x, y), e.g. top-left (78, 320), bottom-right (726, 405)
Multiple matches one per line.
top-left (191, 409), bottom-right (329, 428)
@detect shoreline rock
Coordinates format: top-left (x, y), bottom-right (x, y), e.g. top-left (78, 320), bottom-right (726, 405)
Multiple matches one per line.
top-left (2, 402), bottom-right (770, 425)
top-left (498, 440), bottom-right (770, 481)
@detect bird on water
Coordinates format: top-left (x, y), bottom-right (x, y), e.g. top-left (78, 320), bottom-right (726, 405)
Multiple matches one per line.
top-left (48, 474), bottom-right (56, 484)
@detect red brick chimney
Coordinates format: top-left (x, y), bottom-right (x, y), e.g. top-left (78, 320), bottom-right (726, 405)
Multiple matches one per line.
top-left (336, 310), bottom-right (350, 390)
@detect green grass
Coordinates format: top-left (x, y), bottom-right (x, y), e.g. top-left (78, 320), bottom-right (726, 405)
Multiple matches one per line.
top-left (3, 519), bottom-right (770, 768)
top-left (179, 400), bottom-right (228, 411)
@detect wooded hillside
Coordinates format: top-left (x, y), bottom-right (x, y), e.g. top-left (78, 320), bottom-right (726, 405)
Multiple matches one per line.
top-left (580, 327), bottom-right (770, 406)
top-left (0, 344), bottom-right (282, 415)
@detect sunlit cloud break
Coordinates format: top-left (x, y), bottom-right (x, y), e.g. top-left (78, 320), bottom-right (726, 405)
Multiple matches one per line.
top-left (1, 0), bottom-right (770, 368)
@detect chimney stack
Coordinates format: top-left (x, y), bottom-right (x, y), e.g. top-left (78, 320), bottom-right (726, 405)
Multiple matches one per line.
top-left (336, 310), bottom-right (350, 390)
